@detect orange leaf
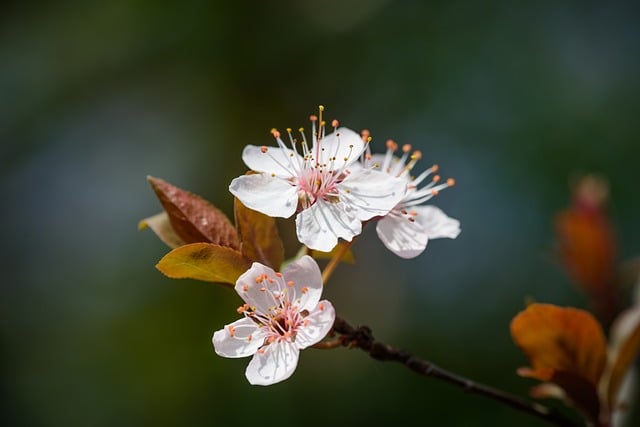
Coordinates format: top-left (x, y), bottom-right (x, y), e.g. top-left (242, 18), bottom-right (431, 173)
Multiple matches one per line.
top-left (510, 303), bottom-right (607, 422)
top-left (233, 198), bottom-right (284, 270)
top-left (147, 176), bottom-right (240, 249)
top-left (138, 212), bottom-right (186, 248)
top-left (156, 243), bottom-right (251, 286)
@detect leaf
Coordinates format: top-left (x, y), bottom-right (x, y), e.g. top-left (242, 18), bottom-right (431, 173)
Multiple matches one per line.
top-left (233, 197), bottom-right (284, 270)
top-left (138, 212), bottom-right (186, 248)
top-left (147, 176), bottom-right (240, 249)
top-left (510, 303), bottom-right (607, 422)
top-left (605, 305), bottom-right (640, 409)
top-left (156, 243), bottom-right (251, 286)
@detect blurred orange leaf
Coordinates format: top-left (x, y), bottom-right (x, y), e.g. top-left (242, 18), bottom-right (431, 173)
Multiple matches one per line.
top-left (510, 303), bottom-right (607, 422)
top-left (147, 176), bottom-right (240, 249)
top-left (156, 243), bottom-right (251, 286)
top-left (233, 198), bottom-right (284, 270)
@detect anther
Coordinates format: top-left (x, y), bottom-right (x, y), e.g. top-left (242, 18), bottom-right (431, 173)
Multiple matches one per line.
top-left (319, 105), bottom-right (325, 112)
top-left (275, 272), bottom-right (282, 277)
top-left (386, 139), bottom-right (398, 151)
top-left (412, 150), bottom-right (422, 160)
top-left (309, 115), bottom-right (317, 122)
top-left (402, 144), bottom-right (411, 153)
top-left (242, 284), bottom-right (249, 292)
top-left (287, 281), bottom-right (294, 287)
top-left (447, 178), bottom-right (456, 186)
top-left (433, 175), bottom-right (441, 183)
top-left (431, 189), bottom-right (439, 196)
top-left (331, 119), bottom-right (339, 128)
top-left (432, 164), bottom-right (439, 173)
top-left (228, 325), bottom-right (236, 337)
top-left (260, 146), bottom-right (268, 153)
top-left (301, 287), bottom-right (309, 294)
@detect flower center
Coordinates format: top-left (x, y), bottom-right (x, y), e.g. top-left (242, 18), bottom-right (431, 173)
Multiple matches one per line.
top-left (264, 106), bottom-right (356, 211)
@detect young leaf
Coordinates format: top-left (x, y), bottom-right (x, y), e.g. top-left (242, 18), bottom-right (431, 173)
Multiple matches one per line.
top-left (147, 176), bottom-right (240, 249)
top-left (138, 212), bottom-right (186, 248)
top-left (156, 243), bottom-right (251, 286)
top-left (510, 303), bottom-right (607, 422)
top-left (233, 198), bottom-right (284, 270)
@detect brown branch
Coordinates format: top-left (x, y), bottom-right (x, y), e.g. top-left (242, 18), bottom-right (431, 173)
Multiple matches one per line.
top-left (328, 316), bottom-right (584, 427)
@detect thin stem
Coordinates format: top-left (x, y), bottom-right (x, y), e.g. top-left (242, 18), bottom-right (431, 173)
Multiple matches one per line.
top-left (321, 239), bottom-right (355, 284)
top-left (328, 316), bottom-right (584, 427)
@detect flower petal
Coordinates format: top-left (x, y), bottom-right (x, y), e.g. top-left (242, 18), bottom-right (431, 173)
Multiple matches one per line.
top-left (295, 200), bottom-right (362, 252)
top-left (339, 169), bottom-right (406, 221)
top-left (235, 262), bottom-right (284, 314)
top-left (242, 145), bottom-right (302, 178)
top-left (245, 341), bottom-right (299, 385)
top-left (281, 255), bottom-right (323, 311)
top-left (376, 212), bottom-right (429, 259)
top-left (315, 127), bottom-right (364, 169)
top-left (229, 174), bottom-right (298, 219)
top-left (296, 300), bottom-right (336, 350)
top-left (414, 205), bottom-right (461, 239)
top-left (213, 317), bottom-right (267, 358)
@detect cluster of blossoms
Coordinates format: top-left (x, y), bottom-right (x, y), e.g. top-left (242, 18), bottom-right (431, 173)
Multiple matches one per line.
top-left (215, 106), bottom-right (460, 384)
top-left (229, 106), bottom-right (460, 256)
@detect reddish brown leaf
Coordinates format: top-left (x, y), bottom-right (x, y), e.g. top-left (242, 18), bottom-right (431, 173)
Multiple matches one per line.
top-left (156, 243), bottom-right (251, 286)
top-left (233, 198), bottom-right (284, 270)
top-left (138, 212), bottom-right (186, 248)
top-left (511, 303), bottom-right (607, 422)
top-left (148, 176), bottom-right (240, 249)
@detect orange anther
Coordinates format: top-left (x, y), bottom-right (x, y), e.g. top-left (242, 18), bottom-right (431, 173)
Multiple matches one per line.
top-left (331, 119), bottom-right (339, 127)
top-left (287, 281), bottom-right (294, 287)
top-left (386, 139), bottom-right (398, 151)
top-left (412, 150), bottom-right (422, 160)
top-left (433, 175), bottom-right (441, 183)
top-left (260, 145), bottom-right (268, 153)
top-left (301, 287), bottom-right (309, 294)
top-left (447, 178), bottom-right (456, 187)
top-left (431, 189), bottom-right (439, 196)
top-left (402, 144), bottom-right (411, 153)
top-left (432, 164), bottom-right (439, 173)
top-left (309, 115), bottom-right (317, 121)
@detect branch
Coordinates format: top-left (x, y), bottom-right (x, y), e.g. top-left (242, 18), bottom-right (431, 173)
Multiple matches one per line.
top-left (329, 316), bottom-right (584, 427)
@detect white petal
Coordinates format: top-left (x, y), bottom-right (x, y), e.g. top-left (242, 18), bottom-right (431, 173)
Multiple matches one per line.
top-left (296, 300), bottom-right (336, 350)
top-left (376, 212), bottom-right (429, 259)
top-left (414, 205), bottom-right (461, 239)
top-left (212, 317), bottom-right (267, 358)
top-left (339, 169), bottom-right (407, 221)
top-left (295, 201), bottom-right (362, 252)
top-left (235, 262), bottom-right (284, 314)
top-left (245, 341), bottom-right (299, 385)
top-left (242, 145), bottom-right (302, 178)
top-left (229, 174), bottom-right (298, 218)
top-left (281, 255), bottom-right (323, 311)
top-left (315, 127), bottom-right (364, 169)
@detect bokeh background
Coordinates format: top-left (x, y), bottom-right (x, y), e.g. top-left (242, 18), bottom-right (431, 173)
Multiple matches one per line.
top-left (2, 1), bottom-right (640, 426)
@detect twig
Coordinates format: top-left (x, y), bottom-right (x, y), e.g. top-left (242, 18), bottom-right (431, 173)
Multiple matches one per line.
top-left (327, 316), bottom-right (584, 427)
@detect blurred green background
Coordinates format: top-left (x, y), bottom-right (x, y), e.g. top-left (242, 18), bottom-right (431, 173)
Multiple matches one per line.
top-left (2, 1), bottom-right (640, 426)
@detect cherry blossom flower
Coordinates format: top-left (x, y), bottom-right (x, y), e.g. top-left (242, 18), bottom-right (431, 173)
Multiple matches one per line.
top-left (361, 135), bottom-right (461, 258)
top-left (212, 255), bottom-right (335, 385)
top-left (229, 107), bottom-right (406, 252)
